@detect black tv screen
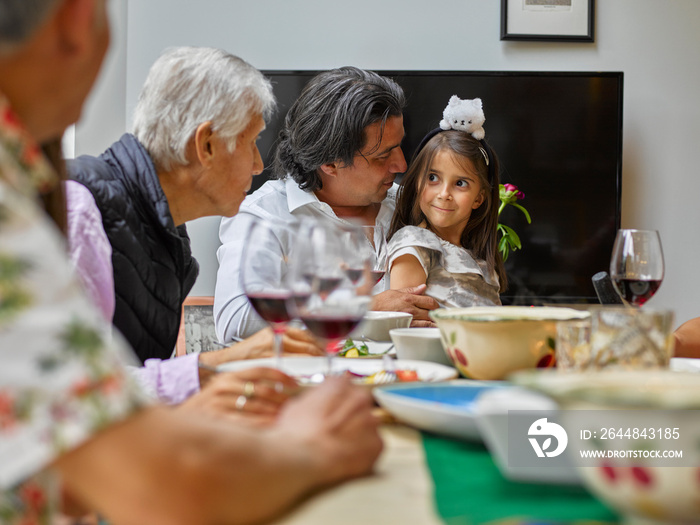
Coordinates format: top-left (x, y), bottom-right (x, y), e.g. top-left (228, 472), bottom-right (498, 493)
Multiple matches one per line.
top-left (256, 71), bottom-right (623, 305)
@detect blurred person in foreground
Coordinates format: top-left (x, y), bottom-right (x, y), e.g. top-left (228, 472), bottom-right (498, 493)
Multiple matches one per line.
top-left (0, 1), bottom-right (382, 523)
top-left (215, 66), bottom-right (440, 343)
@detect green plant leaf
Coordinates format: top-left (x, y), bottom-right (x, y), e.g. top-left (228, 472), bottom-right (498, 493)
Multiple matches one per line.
top-left (498, 236), bottom-right (511, 261)
top-left (500, 224), bottom-right (521, 249)
top-left (512, 203), bottom-right (532, 224)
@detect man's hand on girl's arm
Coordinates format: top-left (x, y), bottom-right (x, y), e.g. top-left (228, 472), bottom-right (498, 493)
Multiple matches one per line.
top-left (371, 284), bottom-right (438, 328)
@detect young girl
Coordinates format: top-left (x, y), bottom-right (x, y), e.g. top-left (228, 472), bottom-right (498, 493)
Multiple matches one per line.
top-left (387, 100), bottom-right (507, 307)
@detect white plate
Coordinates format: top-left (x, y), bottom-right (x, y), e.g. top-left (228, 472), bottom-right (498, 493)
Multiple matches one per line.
top-left (217, 356), bottom-right (457, 384)
top-left (670, 357), bottom-right (700, 372)
top-left (372, 380), bottom-right (507, 441)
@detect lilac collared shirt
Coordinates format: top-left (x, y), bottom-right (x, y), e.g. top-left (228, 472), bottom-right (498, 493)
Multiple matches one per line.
top-left (66, 180), bottom-right (200, 404)
top-left (66, 180), bottom-right (115, 322)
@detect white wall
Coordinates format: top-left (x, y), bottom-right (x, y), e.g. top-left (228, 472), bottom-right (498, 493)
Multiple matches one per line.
top-left (74, 0), bottom-right (128, 156)
top-left (75, 0), bottom-right (700, 326)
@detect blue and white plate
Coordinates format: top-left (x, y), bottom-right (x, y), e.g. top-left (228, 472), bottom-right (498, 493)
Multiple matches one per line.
top-left (373, 380), bottom-right (507, 441)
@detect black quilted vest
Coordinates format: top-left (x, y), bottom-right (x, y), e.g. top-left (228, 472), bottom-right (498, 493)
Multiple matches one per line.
top-left (68, 134), bottom-right (199, 364)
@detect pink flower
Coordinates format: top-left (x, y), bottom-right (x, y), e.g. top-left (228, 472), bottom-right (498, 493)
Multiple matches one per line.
top-left (504, 183), bottom-right (518, 193)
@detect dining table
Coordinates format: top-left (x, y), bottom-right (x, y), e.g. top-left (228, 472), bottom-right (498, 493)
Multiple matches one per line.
top-left (277, 423), bottom-right (443, 525)
top-left (275, 417), bottom-right (619, 525)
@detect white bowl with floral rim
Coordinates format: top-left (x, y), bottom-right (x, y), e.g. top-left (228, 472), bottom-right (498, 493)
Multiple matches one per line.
top-left (430, 306), bottom-right (590, 380)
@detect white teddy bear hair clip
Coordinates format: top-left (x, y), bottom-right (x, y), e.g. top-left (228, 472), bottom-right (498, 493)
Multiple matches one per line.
top-left (439, 95), bottom-right (486, 140)
top-left (412, 95), bottom-right (490, 169)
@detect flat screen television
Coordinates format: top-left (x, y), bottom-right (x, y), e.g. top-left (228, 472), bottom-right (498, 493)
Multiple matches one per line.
top-left (255, 70), bottom-right (624, 305)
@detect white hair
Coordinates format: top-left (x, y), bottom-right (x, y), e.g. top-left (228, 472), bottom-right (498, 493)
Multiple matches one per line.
top-left (0, 0), bottom-right (61, 54)
top-left (132, 47), bottom-right (275, 172)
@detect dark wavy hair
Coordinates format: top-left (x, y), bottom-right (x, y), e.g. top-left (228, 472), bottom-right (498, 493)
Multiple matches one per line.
top-left (388, 130), bottom-right (507, 292)
top-left (273, 66), bottom-right (406, 191)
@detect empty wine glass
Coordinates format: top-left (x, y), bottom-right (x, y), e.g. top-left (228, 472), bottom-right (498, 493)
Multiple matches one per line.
top-left (364, 224), bottom-right (388, 290)
top-left (609, 229), bottom-right (664, 306)
top-left (240, 218), bottom-right (296, 367)
top-left (290, 222), bottom-right (371, 375)
top-left (343, 224), bottom-right (388, 293)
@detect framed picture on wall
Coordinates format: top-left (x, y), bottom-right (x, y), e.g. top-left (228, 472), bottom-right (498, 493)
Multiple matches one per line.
top-left (501, 0), bottom-right (594, 42)
top-left (176, 296), bottom-right (219, 356)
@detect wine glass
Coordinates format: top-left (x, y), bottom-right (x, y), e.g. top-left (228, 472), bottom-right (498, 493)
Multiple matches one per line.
top-left (363, 224), bottom-right (388, 291)
top-left (609, 229), bottom-right (664, 306)
top-left (240, 218), bottom-right (295, 367)
top-left (290, 222), bottom-right (371, 375)
top-left (344, 224), bottom-right (388, 293)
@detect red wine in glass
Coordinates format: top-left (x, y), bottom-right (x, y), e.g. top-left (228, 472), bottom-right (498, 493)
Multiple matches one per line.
top-left (346, 268), bottom-right (385, 287)
top-left (314, 276), bottom-right (343, 299)
top-left (611, 279), bottom-right (662, 306)
top-left (609, 229), bottom-right (664, 307)
top-left (345, 268), bottom-right (364, 284)
top-left (291, 291), bottom-right (311, 312)
top-left (246, 291), bottom-right (293, 330)
top-left (299, 313), bottom-right (364, 354)
top-left (369, 270), bottom-right (385, 286)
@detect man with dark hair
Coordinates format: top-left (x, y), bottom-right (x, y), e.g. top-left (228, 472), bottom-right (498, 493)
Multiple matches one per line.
top-left (215, 66), bottom-right (439, 343)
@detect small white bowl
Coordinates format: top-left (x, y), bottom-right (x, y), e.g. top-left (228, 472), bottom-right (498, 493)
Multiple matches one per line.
top-left (389, 327), bottom-right (453, 367)
top-left (350, 311), bottom-right (413, 342)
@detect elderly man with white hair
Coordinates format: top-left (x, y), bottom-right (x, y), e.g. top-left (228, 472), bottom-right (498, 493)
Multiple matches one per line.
top-left (71, 47), bottom-right (288, 363)
top-left (69, 47), bottom-right (323, 406)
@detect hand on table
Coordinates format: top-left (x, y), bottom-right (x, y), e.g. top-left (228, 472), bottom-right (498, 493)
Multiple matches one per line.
top-left (371, 284), bottom-right (439, 327)
top-left (180, 366), bottom-right (299, 426)
top-left (199, 326), bottom-right (325, 369)
top-left (281, 326), bottom-right (326, 355)
top-left (272, 375), bottom-right (383, 485)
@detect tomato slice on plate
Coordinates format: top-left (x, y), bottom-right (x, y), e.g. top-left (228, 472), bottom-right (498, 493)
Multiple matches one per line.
top-left (396, 369), bottom-right (419, 382)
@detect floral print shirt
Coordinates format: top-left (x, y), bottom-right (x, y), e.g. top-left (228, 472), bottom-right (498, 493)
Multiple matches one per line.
top-left (0, 93), bottom-right (147, 524)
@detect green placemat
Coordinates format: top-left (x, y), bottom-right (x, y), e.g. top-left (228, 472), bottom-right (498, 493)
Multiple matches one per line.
top-left (421, 432), bottom-right (618, 525)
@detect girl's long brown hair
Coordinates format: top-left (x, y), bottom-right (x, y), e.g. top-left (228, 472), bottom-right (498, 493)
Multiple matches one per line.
top-left (388, 130), bottom-right (507, 292)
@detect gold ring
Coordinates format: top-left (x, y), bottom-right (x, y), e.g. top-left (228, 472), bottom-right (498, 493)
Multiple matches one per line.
top-left (243, 381), bottom-right (256, 399)
top-left (235, 395), bottom-right (247, 411)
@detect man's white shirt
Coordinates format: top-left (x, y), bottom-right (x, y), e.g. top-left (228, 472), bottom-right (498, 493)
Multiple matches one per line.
top-left (214, 177), bottom-right (397, 343)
